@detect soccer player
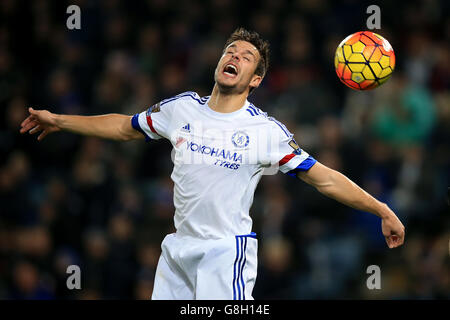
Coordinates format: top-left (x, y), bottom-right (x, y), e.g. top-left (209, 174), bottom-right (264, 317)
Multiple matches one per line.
top-left (20, 28), bottom-right (405, 300)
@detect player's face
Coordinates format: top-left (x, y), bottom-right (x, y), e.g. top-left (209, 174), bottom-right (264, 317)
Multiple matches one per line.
top-left (214, 40), bottom-right (263, 94)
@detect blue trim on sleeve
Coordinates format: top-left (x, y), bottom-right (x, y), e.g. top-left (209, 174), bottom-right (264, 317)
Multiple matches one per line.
top-left (286, 156), bottom-right (317, 177)
top-left (131, 114), bottom-right (151, 142)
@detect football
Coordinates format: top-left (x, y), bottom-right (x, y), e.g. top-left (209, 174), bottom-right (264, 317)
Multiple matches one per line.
top-left (334, 31), bottom-right (395, 90)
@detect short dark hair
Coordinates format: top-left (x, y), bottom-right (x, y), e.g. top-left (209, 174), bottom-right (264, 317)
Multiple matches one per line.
top-left (224, 27), bottom-right (270, 79)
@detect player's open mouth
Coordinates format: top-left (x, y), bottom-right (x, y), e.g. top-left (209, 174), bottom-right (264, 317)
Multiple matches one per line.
top-left (223, 63), bottom-right (238, 78)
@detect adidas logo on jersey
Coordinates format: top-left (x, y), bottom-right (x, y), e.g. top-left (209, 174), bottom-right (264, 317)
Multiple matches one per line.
top-left (181, 123), bottom-right (191, 133)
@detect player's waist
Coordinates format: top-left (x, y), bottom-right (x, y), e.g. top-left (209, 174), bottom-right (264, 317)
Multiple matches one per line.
top-left (174, 230), bottom-right (257, 241)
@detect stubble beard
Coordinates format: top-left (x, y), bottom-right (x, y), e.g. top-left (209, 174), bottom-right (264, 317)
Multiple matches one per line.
top-left (214, 69), bottom-right (249, 95)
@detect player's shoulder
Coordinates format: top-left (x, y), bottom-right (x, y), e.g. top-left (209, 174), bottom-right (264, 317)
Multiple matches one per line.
top-left (160, 91), bottom-right (209, 107)
top-left (244, 102), bottom-right (293, 138)
top-left (244, 102), bottom-right (268, 119)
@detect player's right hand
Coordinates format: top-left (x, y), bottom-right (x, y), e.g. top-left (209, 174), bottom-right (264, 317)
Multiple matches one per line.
top-left (381, 210), bottom-right (405, 249)
top-left (20, 107), bottom-right (60, 141)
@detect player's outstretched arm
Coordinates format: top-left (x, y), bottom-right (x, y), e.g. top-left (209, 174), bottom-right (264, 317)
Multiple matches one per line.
top-left (20, 107), bottom-right (144, 141)
top-left (297, 161), bottom-right (405, 249)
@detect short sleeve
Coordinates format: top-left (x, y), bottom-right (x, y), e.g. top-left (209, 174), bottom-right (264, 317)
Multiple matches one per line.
top-left (268, 118), bottom-right (317, 177)
top-left (131, 97), bottom-right (176, 141)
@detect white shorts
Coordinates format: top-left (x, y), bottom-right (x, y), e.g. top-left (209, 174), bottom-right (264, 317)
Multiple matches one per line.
top-left (152, 232), bottom-right (258, 300)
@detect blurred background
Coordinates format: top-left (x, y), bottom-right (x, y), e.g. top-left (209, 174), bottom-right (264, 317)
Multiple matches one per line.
top-left (0, 0), bottom-right (449, 299)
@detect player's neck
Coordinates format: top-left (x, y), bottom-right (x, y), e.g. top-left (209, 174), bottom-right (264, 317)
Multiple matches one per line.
top-left (208, 85), bottom-right (248, 113)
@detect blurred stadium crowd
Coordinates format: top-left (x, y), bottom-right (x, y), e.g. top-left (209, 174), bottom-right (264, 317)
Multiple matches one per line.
top-left (0, 0), bottom-right (449, 299)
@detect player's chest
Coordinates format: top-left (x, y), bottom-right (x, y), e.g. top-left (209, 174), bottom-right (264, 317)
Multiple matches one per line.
top-left (168, 118), bottom-right (269, 169)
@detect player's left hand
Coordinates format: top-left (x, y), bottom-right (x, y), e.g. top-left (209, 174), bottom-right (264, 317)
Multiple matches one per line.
top-left (381, 209), bottom-right (405, 249)
top-left (20, 107), bottom-right (60, 141)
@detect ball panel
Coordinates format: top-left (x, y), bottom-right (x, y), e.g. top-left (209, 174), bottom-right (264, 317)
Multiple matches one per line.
top-left (360, 33), bottom-right (376, 45)
top-left (379, 55), bottom-right (390, 68)
top-left (389, 53), bottom-right (395, 69)
top-left (336, 47), bottom-right (345, 63)
top-left (351, 41), bottom-right (365, 53)
top-left (351, 72), bottom-right (364, 83)
top-left (362, 65), bottom-right (376, 80)
top-left (379, 67), bottom-right (393, 78)
top-left (342, 78), bottom-right (361, 90)
top-left (344, 33), bottom-right (362, 45)
top-left (369, 62), bottom-right (382, 77)
top-left (342, 65), bottom-right (352, 79)
top-left (349, 53), bottom-right (365, 63)
top-left (343, 45), bottom-right (352, 60)
top-left (376, 35), bottom-right (394, 53)
top-left (336, 62), bottom-right (345, 77)
top-left (360, 80), bottom-right (377, 90)
top-left (348, 63), bottom-right (365, 72)
top-left (379, 46), bottom-right (393, 56)
top-left (369, 47), bottom-right (382, 62)
top-left (362, 45), bottom-right (375, 60)
top-left (371, 33), bottom-right (385, 46)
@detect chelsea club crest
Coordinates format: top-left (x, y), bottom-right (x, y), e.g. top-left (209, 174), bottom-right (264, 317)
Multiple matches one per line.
top-left (231, 131), bottom-right (249, 148)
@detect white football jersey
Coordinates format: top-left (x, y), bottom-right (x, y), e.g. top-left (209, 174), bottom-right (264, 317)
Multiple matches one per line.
top-left (132, 92), bottom-right (316, 239)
